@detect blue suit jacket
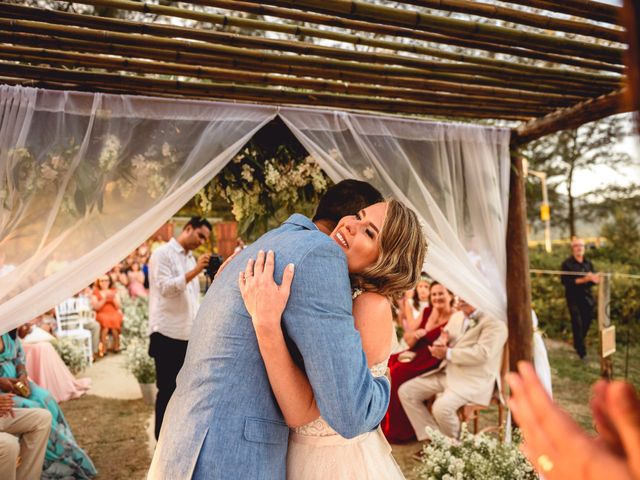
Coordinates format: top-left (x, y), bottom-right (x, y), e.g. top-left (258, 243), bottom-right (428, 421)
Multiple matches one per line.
top-left (148, 215), bottom-right (390, 479)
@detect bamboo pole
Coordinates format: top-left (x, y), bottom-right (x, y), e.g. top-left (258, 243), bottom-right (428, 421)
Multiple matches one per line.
top-left (181, 0), bottom-right (624, 72)
top-left (512, 89), bottom-right (628, 145)
top-left (0, 0), bottom-right (615, 87)
top-left (11, 2), bottom-right (620, 87)
top-left (0, 44), bottom-right (560, 113)
top-left (0, 19), bottom-right (612, 97)
top-left (397, 0), bottom-right (624, 42)
top-left (503, 0), bottom-right (619, 26)
top-left (237, 0), bottom-right (623, 63)
top-left (0, 62), bottom-right (534, 119)
top-left (506, 151), bottom-right (533, 369)
top-left (0, 31), bottom-right (584, 107)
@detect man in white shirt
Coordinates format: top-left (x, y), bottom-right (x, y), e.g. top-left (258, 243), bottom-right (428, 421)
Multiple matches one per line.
top-left (148, 217), bottom-right (211, 439)
top-left (398, 298), bottom-right (507, 440)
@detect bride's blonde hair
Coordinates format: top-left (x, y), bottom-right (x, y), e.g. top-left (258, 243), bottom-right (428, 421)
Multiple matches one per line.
top-left (354, 199), bottom-right (427, 298)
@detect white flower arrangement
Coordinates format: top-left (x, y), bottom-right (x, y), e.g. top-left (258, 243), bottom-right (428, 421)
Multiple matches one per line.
top-left (198, 141), bottom-right (331, 240)
top-left (52, 337), bottom-right (88, 374)
top-left (125, 338), bottom-right (156, 384)
top-left (121, 296), bottom-right (149, 348)
top-left (415, 425), bottom-right (538, 480)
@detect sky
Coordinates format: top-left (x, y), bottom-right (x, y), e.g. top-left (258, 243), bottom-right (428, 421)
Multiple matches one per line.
top-left (571, 135), bottom-right (640, 196)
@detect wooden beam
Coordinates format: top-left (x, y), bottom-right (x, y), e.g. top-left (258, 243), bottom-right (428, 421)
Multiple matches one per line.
top-left (503, 0), bottom-right (620, 26)
top-left (9, 2), bottom-right (619, 89)
top-left (10, 2), bottom-right (620, 84)
top-left (0, 44), bottom-right (560, 113)
top-left (183, 0), bottom-right (624, 72)
top-left (512, 89), bottom-right (629, 145)
top-left (0, 62), bottom-right (534, 120)
top-left (506, 152), bottom-right (533, 370)
top-left (398, 0), bottom-right (624, 42)
top-left (0, 19), bottom-right (610, 97)
top-left (0, 31), bottom-right (584, 106)
top-left (240, 0), bottom-right (624, 63)
top-left (622, 0), bottom-right (640, 128)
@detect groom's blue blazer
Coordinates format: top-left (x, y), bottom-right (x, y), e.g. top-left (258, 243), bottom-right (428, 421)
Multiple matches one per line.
top-left (148, 214), bottom-right (390, 479)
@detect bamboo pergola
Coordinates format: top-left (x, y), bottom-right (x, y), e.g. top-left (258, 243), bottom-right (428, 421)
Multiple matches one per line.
top-left (1, 0), bottom-right (637, 367)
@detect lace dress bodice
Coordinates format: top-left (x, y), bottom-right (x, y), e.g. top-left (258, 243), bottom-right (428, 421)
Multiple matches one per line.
top-left (292, 359), bottom-right (389, 437)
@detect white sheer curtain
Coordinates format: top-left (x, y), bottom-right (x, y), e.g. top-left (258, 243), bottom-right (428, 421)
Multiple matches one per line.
top-left (280, 107), bottom-right (511, 323)
top-left (0, 85), bottom-right (277, 333)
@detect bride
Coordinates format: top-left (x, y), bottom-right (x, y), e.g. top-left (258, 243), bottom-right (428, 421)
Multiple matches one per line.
top-left (239, 200), bottom-right (426, 479)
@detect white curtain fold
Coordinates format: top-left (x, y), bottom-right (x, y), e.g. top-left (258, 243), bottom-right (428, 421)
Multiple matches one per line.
top-left (280, 107), bottom-right (511, 323)
top-left (1, 84), bottom-right (512, 336)
top-left (0, 85), bottom-right (277, 332)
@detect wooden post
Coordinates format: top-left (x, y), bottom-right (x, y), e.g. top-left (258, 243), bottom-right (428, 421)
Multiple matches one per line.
top-left (506, 150), bottom-right (533, 370)
top-left (598, 274), bottom-right (614, 379)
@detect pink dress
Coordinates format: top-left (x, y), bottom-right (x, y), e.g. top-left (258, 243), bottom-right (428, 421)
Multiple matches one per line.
top-left (128, 270), bottom-right (147, 298)
top-left (22, 342), bottom-right (91, 402)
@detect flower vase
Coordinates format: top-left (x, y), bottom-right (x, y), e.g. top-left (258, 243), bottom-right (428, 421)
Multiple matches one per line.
top-left (138, 382), bottom-right (157, 405)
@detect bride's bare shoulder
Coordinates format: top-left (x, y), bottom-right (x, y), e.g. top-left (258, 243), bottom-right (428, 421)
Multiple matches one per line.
top-left (352, 292), bottom-right (393, 365)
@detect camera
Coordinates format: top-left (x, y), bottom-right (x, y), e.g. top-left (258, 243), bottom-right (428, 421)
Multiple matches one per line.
top-left (204, 254), bottom-right (224, 280)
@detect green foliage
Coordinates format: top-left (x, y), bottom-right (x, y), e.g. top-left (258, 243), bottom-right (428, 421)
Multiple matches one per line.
top-left (52, 337), bottom-right (88, 374)
top-left (530, 246), bottom-right (640, 342)
top-left (125, 338), bottom-right (156, 384)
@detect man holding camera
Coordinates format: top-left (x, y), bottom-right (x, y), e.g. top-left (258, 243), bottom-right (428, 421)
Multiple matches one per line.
top-left (148, 216), bottom-right (212, 439)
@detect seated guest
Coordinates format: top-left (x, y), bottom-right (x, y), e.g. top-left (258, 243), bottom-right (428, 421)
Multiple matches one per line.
top-left (127, 261), bottom-right (148, 298)
top-left (402, 274), bottom-right (431, 332)
top-left (18, 324), bottom-right (91, 403)
top-left (383, 282), bottom-right (455, 443)
top-left (0, 393), bottom-right (51, 480)
top-left (398, 298), bottom-right (507, 440)
top-left (91, 275), bottom-right (124, 354)
top-left (0, 330), bottom-right (97, 478)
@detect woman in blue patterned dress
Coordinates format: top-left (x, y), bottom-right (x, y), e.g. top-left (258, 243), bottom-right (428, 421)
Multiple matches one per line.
top-left (0, 330), bottom-right (97, 479)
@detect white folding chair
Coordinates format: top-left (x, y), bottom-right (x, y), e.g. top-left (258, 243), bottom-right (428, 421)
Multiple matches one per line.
top-left (55, 298), bottom-right (93, 367)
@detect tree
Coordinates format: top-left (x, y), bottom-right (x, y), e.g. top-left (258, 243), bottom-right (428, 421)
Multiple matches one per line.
top-left (522, 115), bottom-right (633, 237)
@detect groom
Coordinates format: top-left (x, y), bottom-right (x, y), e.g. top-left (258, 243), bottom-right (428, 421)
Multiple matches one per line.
top-left (148, 180), bottom-right (389, 479)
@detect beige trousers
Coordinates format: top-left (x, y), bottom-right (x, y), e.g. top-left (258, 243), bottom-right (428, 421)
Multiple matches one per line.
top-left (0, 408), bottom-right (51, 480)
top-left (398, 371), bottom-right (467, 441)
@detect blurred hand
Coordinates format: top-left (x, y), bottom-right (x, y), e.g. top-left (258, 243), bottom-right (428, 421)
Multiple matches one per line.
top-left (429, 344), bottom-right (447, 360)
top-left (590, 273), bottom-right (601, 284)
top-left (238, 250), bottom-right (294, 336)
top-left (17, 375), bottom-right (30, 397)
top-left (0, 378), bottom-right (17, 394)
top-left (195, 253), bottom-right (212, 273)
top-left (0, 394), bottom-right (14, 417)
top-left (508, 362), bottom-right (637, 480)
top-left (434, 331), bottom-right (450, 347)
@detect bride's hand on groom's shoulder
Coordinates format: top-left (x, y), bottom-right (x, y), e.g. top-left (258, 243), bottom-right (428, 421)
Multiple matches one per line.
top-left (238, 250), bottom-right (295, 336)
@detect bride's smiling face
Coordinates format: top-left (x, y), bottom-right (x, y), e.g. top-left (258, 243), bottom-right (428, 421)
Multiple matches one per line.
top-left (330, 202), bottom-right (387, 273)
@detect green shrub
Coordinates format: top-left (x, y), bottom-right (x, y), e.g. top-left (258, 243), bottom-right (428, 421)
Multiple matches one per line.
top-left (53, 337), bottom-right (88, 374)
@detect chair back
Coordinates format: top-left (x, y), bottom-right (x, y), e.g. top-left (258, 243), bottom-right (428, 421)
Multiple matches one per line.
top-left (54, 298), bottom-right (84, 332)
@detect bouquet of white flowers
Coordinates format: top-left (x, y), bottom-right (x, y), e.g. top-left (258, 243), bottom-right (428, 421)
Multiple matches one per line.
top-left (121, 295), bottom-right (149, 348)
top-left (125, 338), bottom-right (155, 384)
top-left (415, 425), bottom-right (538, 480)
top-left (53, 337), bottom-right (88, 374)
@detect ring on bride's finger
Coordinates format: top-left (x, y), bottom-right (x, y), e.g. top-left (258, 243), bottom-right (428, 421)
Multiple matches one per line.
top-left (537, 454), bottom-right (554, 473)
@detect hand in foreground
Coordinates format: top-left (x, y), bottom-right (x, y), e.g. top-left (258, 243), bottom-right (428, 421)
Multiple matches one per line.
top-left (238, 250), bottom-right (294, 335)
top-left (0, 393), bottom-right (14, 417)
top-left (428, 344), bottom-right (447, 359)
top-left (508, 361), bottom-right (638, 480)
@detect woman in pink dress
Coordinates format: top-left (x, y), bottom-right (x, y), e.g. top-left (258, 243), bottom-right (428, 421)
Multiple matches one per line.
top-left (91, 276), bottom-right (124, 354)
top-left (18, 323), bottom-right (91, 403)
top-left (127, 261), bottom-right (147, 298)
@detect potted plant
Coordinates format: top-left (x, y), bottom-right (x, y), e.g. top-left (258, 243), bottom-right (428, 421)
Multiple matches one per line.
top-left (126, 338), bottom-right (156, 405)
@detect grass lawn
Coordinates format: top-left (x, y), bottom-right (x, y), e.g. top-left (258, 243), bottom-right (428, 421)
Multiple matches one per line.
top-left (59, 338), bottom-right (639, 479)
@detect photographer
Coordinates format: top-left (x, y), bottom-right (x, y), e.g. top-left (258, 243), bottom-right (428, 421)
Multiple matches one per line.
top-left (148, 216), bottom-right (211, 439)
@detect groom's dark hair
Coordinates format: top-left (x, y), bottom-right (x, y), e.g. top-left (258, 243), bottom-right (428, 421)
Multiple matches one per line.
top-left (313, 179), bottom-right (383, 224)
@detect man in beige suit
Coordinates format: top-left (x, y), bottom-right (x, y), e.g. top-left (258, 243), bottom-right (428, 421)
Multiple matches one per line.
top-left (398, 298), bottom-right (508, 440)
top-left (0, 393), bottom-right (51, 480)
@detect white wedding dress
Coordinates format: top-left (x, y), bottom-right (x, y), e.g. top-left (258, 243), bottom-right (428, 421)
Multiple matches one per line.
top-left (286, 347), bottom-right (405, 479)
